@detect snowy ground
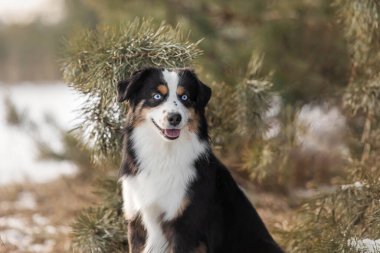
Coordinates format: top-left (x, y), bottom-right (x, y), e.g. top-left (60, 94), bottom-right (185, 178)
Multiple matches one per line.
top-left (0, 82), bottom-right (82, 185)
top-left (0, 190), bottom-right (70, 253)
top-left (0, 82), bottom-right (85, 253)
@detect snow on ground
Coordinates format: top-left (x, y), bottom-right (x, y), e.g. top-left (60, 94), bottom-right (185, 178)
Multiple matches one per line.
top-left (0, 212), bottom-right (66, 253)
top-left (0, 82), bottom-right (83, 185)
top-left (348, 238), bottom-right (380, 253)
top-left (341, 181), bottom-right (365, 190)
top-left (0, 188), bottom-right (72, 252)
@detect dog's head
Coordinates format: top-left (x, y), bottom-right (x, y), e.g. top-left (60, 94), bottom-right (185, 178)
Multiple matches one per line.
top-left (117, 67), bottom-right (211, 141)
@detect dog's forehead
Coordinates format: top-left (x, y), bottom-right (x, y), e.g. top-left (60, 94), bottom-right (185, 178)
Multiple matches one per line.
top-left (177, 70), bottom-right (199, 96)
top-left (162, 70), bottom-right (179, 90)
top-left (136, 68), bottom-right (199, 97)
top-left (160, 69), bottom-right (198, 95)
top-left (142, 69), bottom-right (165, 88)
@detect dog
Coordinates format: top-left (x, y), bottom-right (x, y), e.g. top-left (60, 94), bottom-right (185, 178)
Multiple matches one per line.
top-left (117, 67), bottom-right (284, 253)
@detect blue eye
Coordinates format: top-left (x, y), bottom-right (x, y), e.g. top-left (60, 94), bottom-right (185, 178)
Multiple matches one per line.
top-left (181, 94), bottom-right (188, 101)
top-left (153, 94), bottom-right (162, 100)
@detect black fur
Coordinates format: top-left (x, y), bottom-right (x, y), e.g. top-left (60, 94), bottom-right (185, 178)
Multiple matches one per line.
top-left (118, 67), bottom-right (284, 253)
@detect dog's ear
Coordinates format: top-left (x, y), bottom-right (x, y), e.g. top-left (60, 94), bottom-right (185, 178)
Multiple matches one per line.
top-left (117, 79), bottom-right (131, 102)
top-left (117, 68), bottom-right (151, 103)
top-left (180, 69), bottom-right (212, 108)
top-left (197, 80), bottom-right (212, 108)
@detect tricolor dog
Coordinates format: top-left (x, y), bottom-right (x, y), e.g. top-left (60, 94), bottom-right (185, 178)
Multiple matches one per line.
top-left (117, 67), bottom-right (283, 253)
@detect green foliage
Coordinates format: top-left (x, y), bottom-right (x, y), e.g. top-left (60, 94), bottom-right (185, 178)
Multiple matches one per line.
top-left (72, 207), bottom-right (128, 253)
top-left (206, 81), bottom-right (236, 147)
top-left (235, 52), bottom-right (273, 140)
top-left (78, 0), bottom-right (349, 102)
top-left (284, 180), bottom-right (380, 252)
top-left (0, 0), bottom-right (99, 83)
top-left (242, 106), bottom-right (298, 191)
top-left (71, 176), bottom-right (126, 253)
top-left (335, 0), bottom-right (380, 72)
top-left (94, 178), bottom-right (123, 212)
top-left (282, 1), bottom-right (380, 252)
top-left (338, 0), bottom-right (380, 116)
top-left (207, 52), bottom-right (274, 147)
top-left (62, 18), bottom-right (202, 162)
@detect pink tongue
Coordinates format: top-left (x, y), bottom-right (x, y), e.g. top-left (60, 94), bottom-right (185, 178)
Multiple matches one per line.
top-left (164, 129), bottom-right (181, 138)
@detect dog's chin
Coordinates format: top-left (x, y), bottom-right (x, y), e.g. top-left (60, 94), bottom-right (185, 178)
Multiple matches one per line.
top-left (151, 119), bottom-right (181, 141)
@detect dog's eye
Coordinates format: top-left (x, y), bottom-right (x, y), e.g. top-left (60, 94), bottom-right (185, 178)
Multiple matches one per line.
top-left (181, 94), bottom-right (188, 101)
top-left (153, 94), bottom-right (162, 100)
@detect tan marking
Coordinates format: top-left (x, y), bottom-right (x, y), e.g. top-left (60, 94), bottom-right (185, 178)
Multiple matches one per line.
top-left (193, 243), bottom-right (207, 253)
top-left (127, 215), bottom-right (147, 253)
top-left (130, 101), bottom-right (149, 127)
top-left (122, 159), bottom-right (139, 177)
top-left (187, 108), bottom-right (200, 133)
top-left (161, 221), bottom-right (174, 250)
top-left (174, 197), bottom-right (190, 219)
top-left (157, 84), bottom-right (168, 95)
top-left (176, 86), bottom-right (186, 96)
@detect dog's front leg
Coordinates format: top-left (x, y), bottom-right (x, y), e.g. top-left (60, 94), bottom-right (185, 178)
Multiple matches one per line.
top-left (162, 221), bottom-right (208, 253)
top-left (127, 215), bottom-right (147, 253)
top-left (170, 235), bottom-right (208, 253)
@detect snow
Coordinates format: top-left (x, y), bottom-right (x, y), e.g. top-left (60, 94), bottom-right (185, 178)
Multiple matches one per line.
top-left (14, 191), bottom-right (37, 209)
top-left (0, 82), bottom-right (83, 186)
top-left (32, 214), bottom-right (49, 226)
top-left (296, 104), bottom-right (348, 155)
top-left (0, 229), bottom-right (34, 249)
top-left (263, 95), bottom-right (282, 140)
top-left (0, 0), bottom-right (65, 25)
top-left (0, 216), bottom-right (27, 231)
top-left (0, 215), bottom-right (57, 253)
top-left (348, 238), bottom-right (380, 253)
top-left (341, 181), bottom-right (365, 190)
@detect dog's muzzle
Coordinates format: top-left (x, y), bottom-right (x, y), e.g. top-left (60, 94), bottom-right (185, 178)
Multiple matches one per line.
top-left (151, 118), bottom-right (181, 140)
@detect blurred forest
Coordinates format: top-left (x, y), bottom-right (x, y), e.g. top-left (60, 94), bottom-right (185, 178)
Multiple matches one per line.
top-left (1, 0), bottom-right (348, 104)
top-left (0, 0), bottom-right (97, 83)
top-left (2, 0), bottom-right (379, 252)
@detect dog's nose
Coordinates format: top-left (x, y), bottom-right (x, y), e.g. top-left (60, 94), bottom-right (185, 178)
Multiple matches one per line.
top-left (167, 113), bottom-right (182, 126)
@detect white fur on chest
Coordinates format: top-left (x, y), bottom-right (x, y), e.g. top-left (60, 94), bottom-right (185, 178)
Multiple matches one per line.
top-left (121, 121), bottom-right (207, 252)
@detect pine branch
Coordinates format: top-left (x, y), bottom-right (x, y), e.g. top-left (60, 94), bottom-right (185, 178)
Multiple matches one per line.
top-left (282, 1), bottom-right (380, 251)
top-left (94, 177), bottom-right (123, 213)
top-left (234, 52), bottom-right (274, 141)
top-left (71, 207), bottom-right (128, 253)
top-left (61, 18), bottom-right (202, 162)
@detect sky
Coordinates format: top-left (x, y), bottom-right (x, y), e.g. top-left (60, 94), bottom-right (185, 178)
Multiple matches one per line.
top-left (0, 0), bottom-right (65, 25)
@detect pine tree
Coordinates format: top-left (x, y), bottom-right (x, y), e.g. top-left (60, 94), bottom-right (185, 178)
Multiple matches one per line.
top-left (284, 1), bottom-right (380, 252)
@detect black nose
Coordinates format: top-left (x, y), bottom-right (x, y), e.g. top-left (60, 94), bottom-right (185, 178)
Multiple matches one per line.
top-left (167, 113), bottom-right (182, 126)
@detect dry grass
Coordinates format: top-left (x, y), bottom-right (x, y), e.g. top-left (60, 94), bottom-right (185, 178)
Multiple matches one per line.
top-left (0, 166), bottom-right (295, 253)
top-left (0, 174), bottom-right (291, 253)
top-left (0, 175), bottom-right (96, 253)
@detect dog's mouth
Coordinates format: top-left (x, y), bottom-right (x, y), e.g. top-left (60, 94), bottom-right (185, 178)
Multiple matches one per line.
top-left (151, 119), bottom-right (181, 140)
